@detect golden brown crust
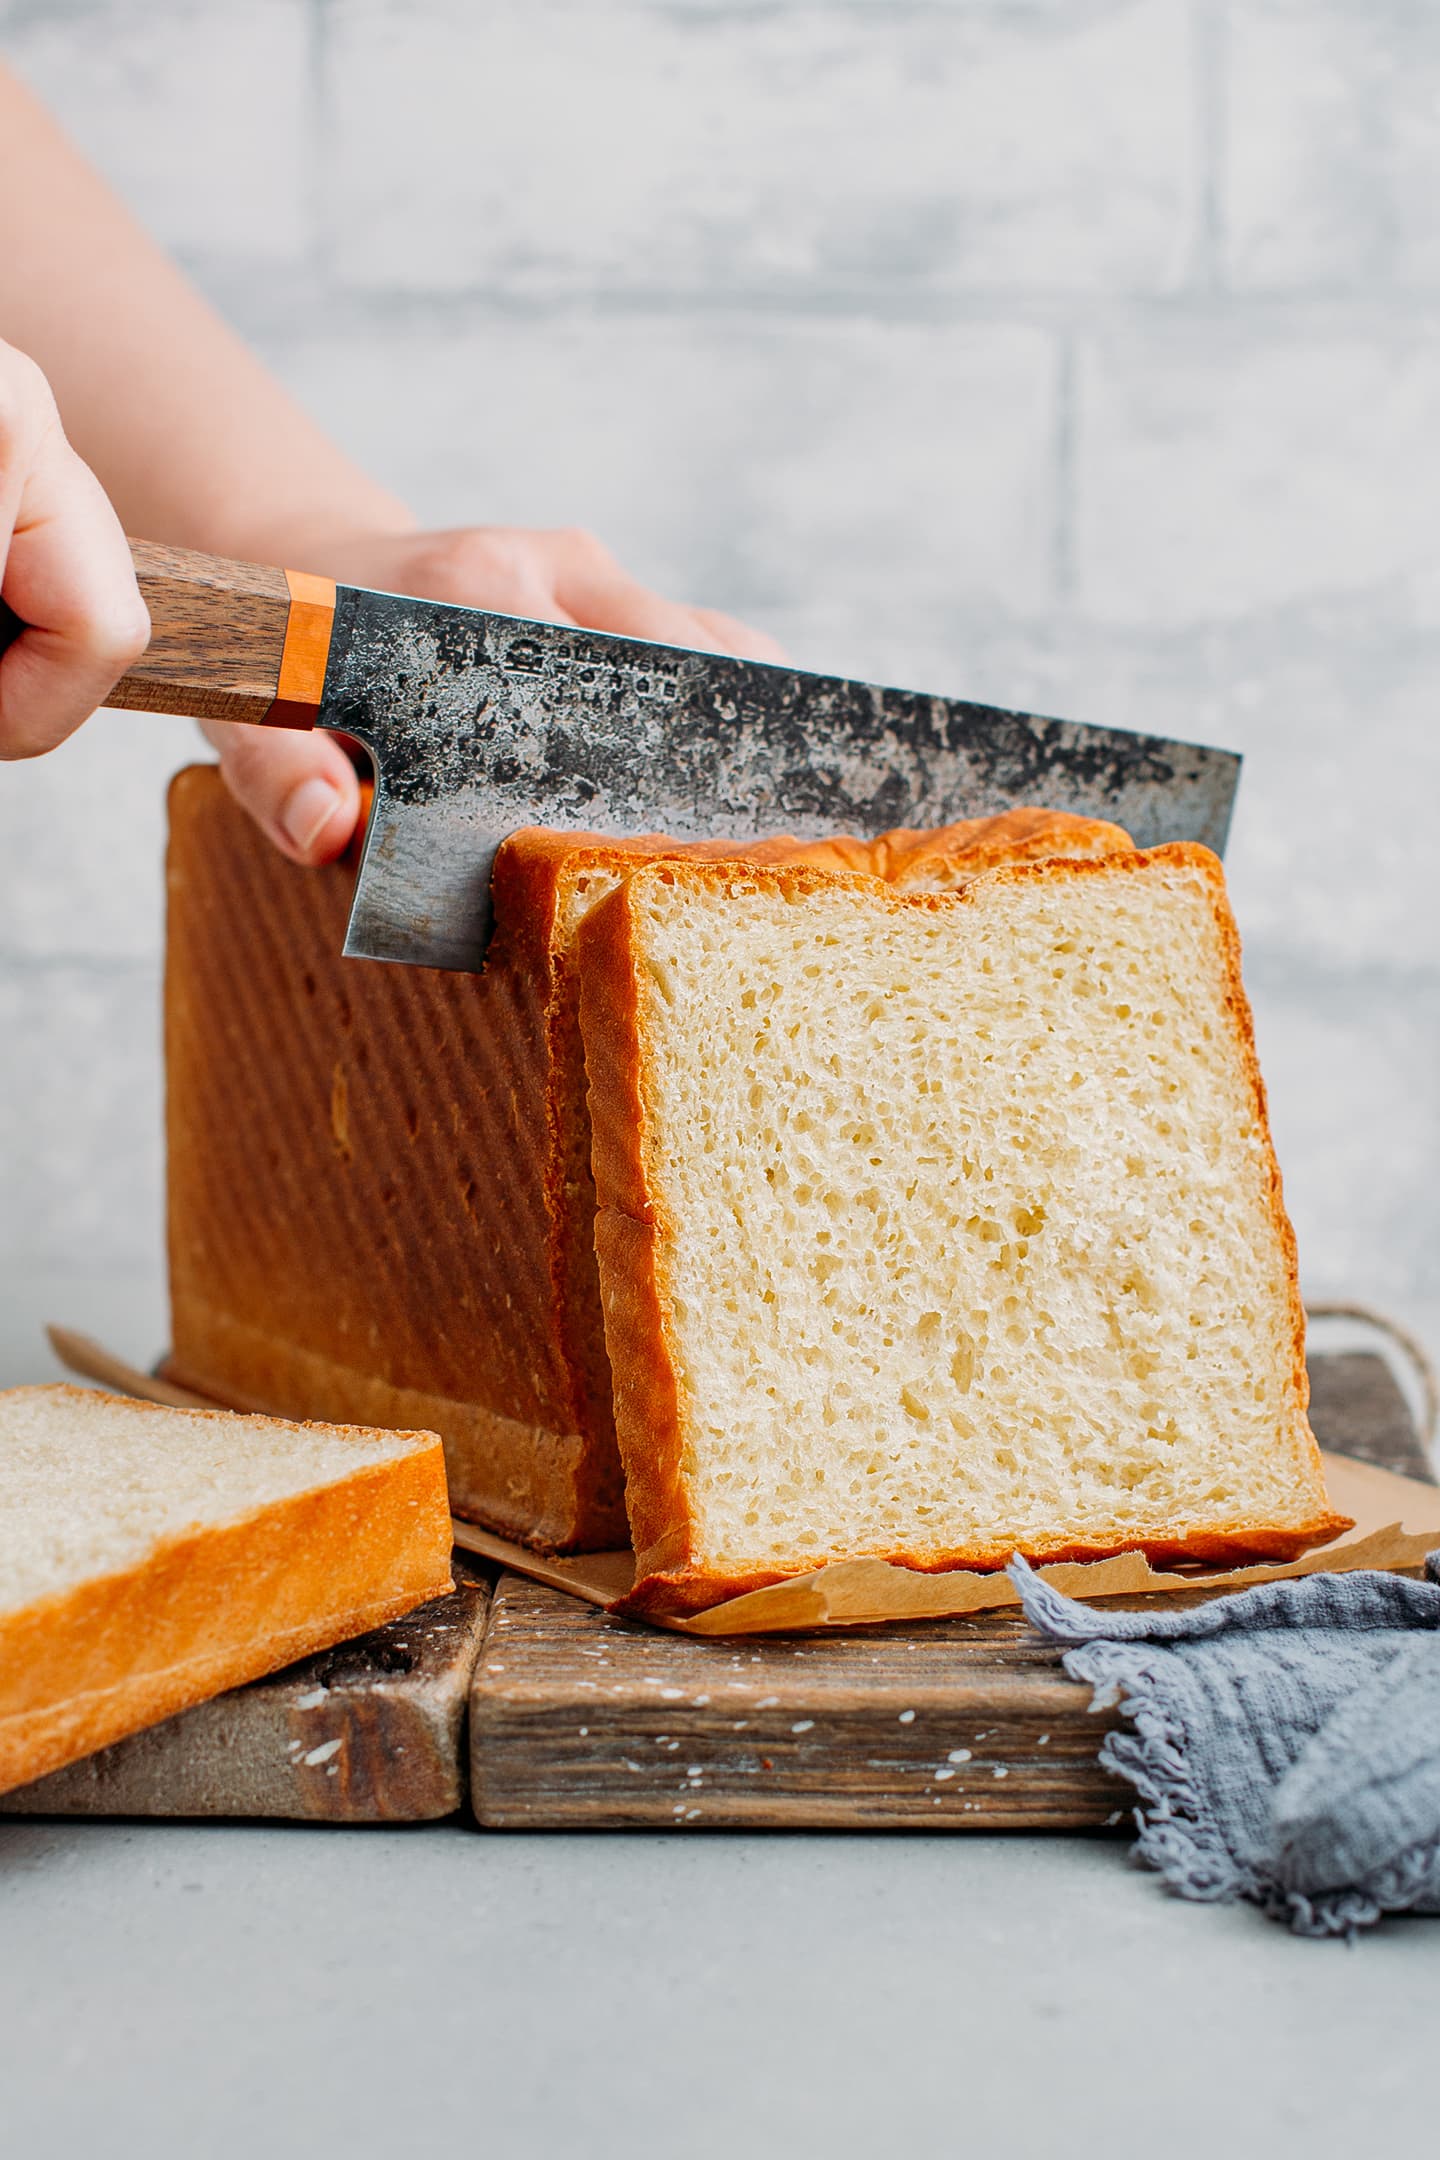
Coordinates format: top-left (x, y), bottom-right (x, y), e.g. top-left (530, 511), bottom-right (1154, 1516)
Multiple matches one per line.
top-left (160, 1304), bottom-right (594, 1551)
top-left (165, 772), bottom-right (629, 1552)
top-left (577, 879), bottom-right (695, 1577)
top-left (582, 845), bottom-right (1350, 1617)
top-left (0, 1385), bottom-right (453, 1795)
top-left (878, 808), bottom-right (1134, 887)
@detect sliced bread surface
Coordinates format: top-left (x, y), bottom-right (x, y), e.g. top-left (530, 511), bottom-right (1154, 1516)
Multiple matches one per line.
top-left (165, 766), bottom-right (1128, 1554)
top-left (578, 847), bottom-right (1348, 1615)
top-left (0, 1384), bottom-right (452, 1794)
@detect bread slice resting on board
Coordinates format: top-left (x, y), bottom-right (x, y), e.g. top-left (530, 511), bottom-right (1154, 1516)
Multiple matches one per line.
top-left (577, 846), bottom-right (1349, 1616)
top-left (0, 1384), bottom-right (452, 1795)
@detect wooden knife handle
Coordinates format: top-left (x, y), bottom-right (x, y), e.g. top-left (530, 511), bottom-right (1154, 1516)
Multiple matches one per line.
top-left (0, 539), bottom-right (337, 729)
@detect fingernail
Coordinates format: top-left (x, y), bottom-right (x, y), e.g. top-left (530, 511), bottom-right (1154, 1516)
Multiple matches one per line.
top-left (280, 776), bottom-right (342, 856)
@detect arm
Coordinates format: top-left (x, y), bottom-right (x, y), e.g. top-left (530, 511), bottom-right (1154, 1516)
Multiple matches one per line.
top-left (0, 67), bottom-right (779, 860)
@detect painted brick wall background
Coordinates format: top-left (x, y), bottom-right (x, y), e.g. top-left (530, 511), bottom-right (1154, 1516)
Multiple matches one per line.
top-left (1, 0), bottom-right (1436, 1399)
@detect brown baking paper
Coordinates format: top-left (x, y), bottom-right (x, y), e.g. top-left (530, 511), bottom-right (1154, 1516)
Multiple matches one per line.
top-left (50, 1325), bottom-right (1440, 1636)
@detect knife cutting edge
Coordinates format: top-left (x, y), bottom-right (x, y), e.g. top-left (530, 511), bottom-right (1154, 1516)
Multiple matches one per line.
top-left (0, 539), bottom-right (1241, 974)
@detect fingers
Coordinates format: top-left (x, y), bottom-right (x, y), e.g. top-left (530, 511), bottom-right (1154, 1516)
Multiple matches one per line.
top-left (198, 718), bottom-right (362, 866)
top-left (0, 345), bottom-right (150, 760)
top-left (304, 523), bottom-right (787, 665)
top-left (374, 529), bottom-right (578, 627)
top-left (543, 528), bottom-right (789, 662)
top-left (544, 527), bottom-right (737, 652)
top-left (689, 605), bottom-right (789, 666)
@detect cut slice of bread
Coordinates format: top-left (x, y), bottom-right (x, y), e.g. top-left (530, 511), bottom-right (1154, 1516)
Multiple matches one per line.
top-left (0, 1384), bottom-right (452, 1795)
top-left (578, 846), bottom-right (1350, 1616)
top-left (164, 767), bottom-right (1129, 1553)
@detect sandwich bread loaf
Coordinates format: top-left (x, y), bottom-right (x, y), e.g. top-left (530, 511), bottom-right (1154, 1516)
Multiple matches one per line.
top-left (165, 767), bottom-right (1128, 1551)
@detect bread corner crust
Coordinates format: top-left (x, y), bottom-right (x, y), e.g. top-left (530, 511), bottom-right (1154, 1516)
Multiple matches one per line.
top-left (0, 1414), bottom-right (454, 1795)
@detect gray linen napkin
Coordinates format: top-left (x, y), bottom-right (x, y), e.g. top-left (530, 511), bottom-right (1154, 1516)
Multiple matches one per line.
top-left (1008, 1555), bottom-right (1440, 1936)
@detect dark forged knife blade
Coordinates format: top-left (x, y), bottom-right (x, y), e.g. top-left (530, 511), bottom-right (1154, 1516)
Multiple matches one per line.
top-left (44, 540), bottom-right (1240, 974)
top-left (326, 587), bottom-right (1240, 970)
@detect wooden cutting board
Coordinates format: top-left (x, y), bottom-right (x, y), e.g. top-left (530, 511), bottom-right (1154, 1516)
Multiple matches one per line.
top-left (470, 1353), bottom-right (1434, 1831)
top-left (5, 1352), bottom-right (1430, 1825)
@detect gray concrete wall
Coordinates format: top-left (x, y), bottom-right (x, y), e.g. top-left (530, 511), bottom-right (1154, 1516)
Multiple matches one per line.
top-left (1, 0), bottom-right (1436, 1381)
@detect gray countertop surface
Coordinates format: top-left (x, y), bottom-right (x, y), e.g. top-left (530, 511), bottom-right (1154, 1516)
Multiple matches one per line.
top-left (2, 1271), bottom-right (1432, 2160)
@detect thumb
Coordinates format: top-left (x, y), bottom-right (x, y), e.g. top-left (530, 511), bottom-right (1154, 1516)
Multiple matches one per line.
top-left (198, 719), bottom-right (362, 866)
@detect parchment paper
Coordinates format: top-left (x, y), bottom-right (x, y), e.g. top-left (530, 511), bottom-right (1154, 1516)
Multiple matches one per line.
top-left (49, 1326), bottom-right (1440, 1637)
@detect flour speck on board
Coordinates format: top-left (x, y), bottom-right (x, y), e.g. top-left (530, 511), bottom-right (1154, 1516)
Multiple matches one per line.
top-left (898, 1709), bottom-right (916, 1724)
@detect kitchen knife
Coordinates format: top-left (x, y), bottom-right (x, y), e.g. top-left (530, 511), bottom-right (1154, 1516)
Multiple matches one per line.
top-left (0, 539), bottom-right (1241, 973)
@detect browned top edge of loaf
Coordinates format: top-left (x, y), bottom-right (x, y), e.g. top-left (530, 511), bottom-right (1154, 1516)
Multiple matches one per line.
top-left (495, 808), bottom-right (1132, 893)
top-left (579, 844), bottom-right (1352, 1618)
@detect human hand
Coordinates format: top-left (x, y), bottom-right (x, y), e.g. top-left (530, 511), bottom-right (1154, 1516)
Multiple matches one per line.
top-left (199, 523), bottom-right (786, 866)
top-left (0, 338), bottom-right (150, 759)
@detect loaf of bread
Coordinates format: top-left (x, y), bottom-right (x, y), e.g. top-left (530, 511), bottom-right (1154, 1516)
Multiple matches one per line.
top-left (164, 768), bottom-right (1128, 1551)
top-left (577, 846), bottom-right (1349, 1614)
top-left (0, 1383), bottom-right (452, 1795)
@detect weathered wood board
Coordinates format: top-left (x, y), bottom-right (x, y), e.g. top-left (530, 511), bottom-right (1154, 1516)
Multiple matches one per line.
top-left (469, 1351), bottom-right (1434, 1830)
top-left (471, 1576), bottom-right (1133, 1829)
top-left (4, 1352), bottom-right (1430, 1825)
top-left (2, 1565), bottom-right (489, 1821)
